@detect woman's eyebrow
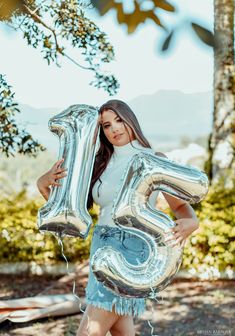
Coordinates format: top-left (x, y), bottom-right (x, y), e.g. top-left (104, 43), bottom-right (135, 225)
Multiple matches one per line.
top-left (102, 116), bottom-right (119, 126)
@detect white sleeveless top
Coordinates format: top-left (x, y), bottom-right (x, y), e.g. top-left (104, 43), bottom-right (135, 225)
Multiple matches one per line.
top-left (92, 139), bottom-right (159, 228)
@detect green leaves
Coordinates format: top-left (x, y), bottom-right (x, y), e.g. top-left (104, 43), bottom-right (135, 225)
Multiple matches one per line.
top-left (191, 22), bottom-right (215, 48)
top-left (0, 0), bottom-right (22, 20)
top-left (0, 1), bottom-right (121, 157)
top-left (1, 174), bottom-right (233, 275)
top-left (92, 0), bottom-right (175, 33)
top-left (1, 1), bottom-right (119, 95)
top-left (0, 191), bottom-right (98, 263)
top-left (182, 175), bottom-right (235, 277)
top-left (161, 30), bottom-right (174, 51)
top-left (91, 0), bottom-right (116, 16)
top-left (92, 1), bottom-right (215, 52)
top-left (0, 74), bottom-right (46, 157)
top-left (152, 0), bottom-right (175, 12)
top-left (90, 72), bottom-right (120, 96)
top-left (163, 172), bottom-right (235, 277)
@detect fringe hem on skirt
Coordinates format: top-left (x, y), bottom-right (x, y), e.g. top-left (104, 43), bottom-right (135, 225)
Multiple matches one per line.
top-left (85, 296), bottom-right (146, 318)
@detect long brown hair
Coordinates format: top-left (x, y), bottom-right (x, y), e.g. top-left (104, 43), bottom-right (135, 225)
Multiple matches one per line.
top-left (87, 99), bottom-right (152, 210)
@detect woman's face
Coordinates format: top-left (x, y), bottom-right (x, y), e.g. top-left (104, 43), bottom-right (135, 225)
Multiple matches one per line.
top-left (100, 109), bottom-right (135, 146)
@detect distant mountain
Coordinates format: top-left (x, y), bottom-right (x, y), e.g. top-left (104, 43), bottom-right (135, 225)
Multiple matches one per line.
top-left (15, 90), bottom-right (213, 153)
top-left (128, 90), bottom-right (212, 149)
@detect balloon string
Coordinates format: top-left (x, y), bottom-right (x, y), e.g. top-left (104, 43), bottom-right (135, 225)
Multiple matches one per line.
top-left (54, 234), bottom-right (91, 334)
top-left (147, 302), bottom-right (159, 336)
top-left (54, 235), bottom-right (85, 313)
top-left (55, 234), bottom-right (164, 336)
top-left (146, 280), bottom-right (164, 336)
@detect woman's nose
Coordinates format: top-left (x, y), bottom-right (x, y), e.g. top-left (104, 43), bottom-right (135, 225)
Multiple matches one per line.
top-left (111, 125), bottom-right (120, 132)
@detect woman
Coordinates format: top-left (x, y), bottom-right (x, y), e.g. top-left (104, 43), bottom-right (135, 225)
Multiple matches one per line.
top-left (37, 99), bottom-right (199, 336)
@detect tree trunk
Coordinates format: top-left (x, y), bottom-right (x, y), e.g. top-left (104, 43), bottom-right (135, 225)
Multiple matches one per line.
top-left (207, 0), bottom-right (235, 186)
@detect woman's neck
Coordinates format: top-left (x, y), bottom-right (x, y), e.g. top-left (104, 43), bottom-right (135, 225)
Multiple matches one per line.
top-left (113, 139), bottom-right (143, 156)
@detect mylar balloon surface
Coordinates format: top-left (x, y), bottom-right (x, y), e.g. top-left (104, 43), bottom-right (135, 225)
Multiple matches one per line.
top-left (37, 104), bottom-right (100, 238)
top-left (91, 152), bottom-right (209, 298)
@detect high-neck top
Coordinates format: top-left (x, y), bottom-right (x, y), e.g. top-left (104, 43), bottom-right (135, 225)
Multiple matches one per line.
top-left (92, 139), bottom-right (159, 227)
top-left (113, 139), bottom-right (144, 157)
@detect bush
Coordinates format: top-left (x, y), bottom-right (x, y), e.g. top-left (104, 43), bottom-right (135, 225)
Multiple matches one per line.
top-left (0, 175), bottom-right (234, 280)
top-left (0, 189), bottom-right (98, 264)
top-left (181, 174), bottom-right (235, 278)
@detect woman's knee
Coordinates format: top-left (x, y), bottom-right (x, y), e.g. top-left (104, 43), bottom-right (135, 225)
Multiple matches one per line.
top-left (76, 304), bottom-right (120, 336)
top-left (110, 315), bottom-right (135, 336)
top-left (76, 323), bottom-right (106, 336)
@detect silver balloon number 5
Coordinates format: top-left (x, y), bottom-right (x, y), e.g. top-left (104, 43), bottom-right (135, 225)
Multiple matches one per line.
top-left (37, 104), bottom-right (100, 239)
top-left (91, 152), bottom-right (209, 298)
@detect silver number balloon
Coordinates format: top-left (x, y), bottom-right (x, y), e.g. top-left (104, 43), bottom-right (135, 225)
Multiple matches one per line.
top-left (37, 104), bottom-right (100, 238)
top-left (91, 152), bottom-right (209, 298)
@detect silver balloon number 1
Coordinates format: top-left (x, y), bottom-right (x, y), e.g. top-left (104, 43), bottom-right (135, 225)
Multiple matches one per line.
top-left (91, 152), bottom-right (209, 298)
top-left (37, 104), bottom-right (100, 239)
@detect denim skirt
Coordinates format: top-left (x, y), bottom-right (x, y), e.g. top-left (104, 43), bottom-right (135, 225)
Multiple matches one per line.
top-left (85, 225), bottom-right (149, 317)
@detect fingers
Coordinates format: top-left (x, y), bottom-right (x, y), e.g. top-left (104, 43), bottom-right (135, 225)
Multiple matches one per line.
top-left (52, 181), bottom-right (62, 187)
top-left (172, 237), bottom-right (183, 247)
top-left (54, 172), bottom-right (67, 179)
top-left (164, 232), bottom-right (180, 242)
top-left (180, 239), bottom-right (186, 248)
top-left (165, 237), bottom-right (181, 248)
top-left (51, 158), bottom-right (68, 174)
top-left (164, 231), bottom-right (184, 248)
top-left (52, 158), bottom-right (65, 171)
top-left (164, 233), bottom-right (175, 247)
top-left (56, 167), bottom-right (68, 174)
top-left (51, 172), bottom-right (67, 187)
top-left (54, 158), bottom-right (64, 168)
top-left (171, 228), bottom-right (178, 234)
top-left (171, 223), bottom-right (179, 233)
top-left (51, 170), bottom-right (67, 187)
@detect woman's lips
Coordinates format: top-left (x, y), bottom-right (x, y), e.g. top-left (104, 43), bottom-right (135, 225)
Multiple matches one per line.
top-left (114, 134), bottom-right (123, 139)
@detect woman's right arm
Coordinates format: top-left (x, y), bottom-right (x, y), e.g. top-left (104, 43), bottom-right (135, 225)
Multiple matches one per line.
top-left (36, 158), bottom-right (68, 201)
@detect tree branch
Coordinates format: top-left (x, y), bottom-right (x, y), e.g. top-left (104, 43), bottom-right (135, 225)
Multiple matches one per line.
top-left (22, 3), bottom-right (91, 71)
top-left (17, 0), bottom-right (49, 29)
top-left (62, 51), bottom-right (93, 71)
top-left (22, 3), bottom-right (60, 49)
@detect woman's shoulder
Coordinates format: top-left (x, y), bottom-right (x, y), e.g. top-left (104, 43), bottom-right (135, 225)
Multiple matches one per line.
top-left (154, 151), bottom-right (167, 158)
top-left (142, 147), bottom-right (168, 159)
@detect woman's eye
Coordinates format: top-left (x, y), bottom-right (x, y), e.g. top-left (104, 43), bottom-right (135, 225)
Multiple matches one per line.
top-left (103, 119), bottom-right (122, 129)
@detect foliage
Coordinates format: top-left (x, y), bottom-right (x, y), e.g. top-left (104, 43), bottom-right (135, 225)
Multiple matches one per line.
top-left (159, 171), bottom-right (234, 278)
top-left (92, 0), bottom-right (175, 34)
top-left (0, 0), bottom-right (119, 156)
top-left (182, 173), bottom-right (234, 278)
top-left (0, 0), bottom-right (218, 158)
top-left (1, 0), bottom-right (118, 94)
top-left (0, 174), bottom-right (234, 281)
top-left (0, 189), bottom-right (98, 264)
top-left (91, 0), bottom-right (216, 50)
top-left (0, 74), bottom-right (46, 157)
top-left (191, 22), bottom-right (216, 48)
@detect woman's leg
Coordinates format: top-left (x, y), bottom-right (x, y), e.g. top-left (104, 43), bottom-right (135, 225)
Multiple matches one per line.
top-left (109, 315), bottom-right (135, 336)
top-left (76, 304), bottom-right (120, 336)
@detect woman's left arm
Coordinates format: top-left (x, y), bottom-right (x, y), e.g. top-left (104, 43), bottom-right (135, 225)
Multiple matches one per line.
top-left (163, 192), bottom-right (199, 248)
top-left (154, 151), bottom-right (199, 248)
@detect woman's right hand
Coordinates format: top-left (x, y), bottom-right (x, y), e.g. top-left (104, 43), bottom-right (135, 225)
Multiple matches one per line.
top-left (37, 158), bottom-right (68, 199)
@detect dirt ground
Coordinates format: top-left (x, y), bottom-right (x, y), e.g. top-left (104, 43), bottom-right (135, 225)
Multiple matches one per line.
top-left (0, 261), bottom-right (234, 336)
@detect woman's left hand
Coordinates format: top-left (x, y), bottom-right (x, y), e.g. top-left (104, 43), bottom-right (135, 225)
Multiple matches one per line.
top-left (164, 218), bottom-right (199, 248)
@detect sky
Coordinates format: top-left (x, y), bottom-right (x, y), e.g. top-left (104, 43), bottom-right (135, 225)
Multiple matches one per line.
top-left (0, 0), bottom-right (213, 109)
